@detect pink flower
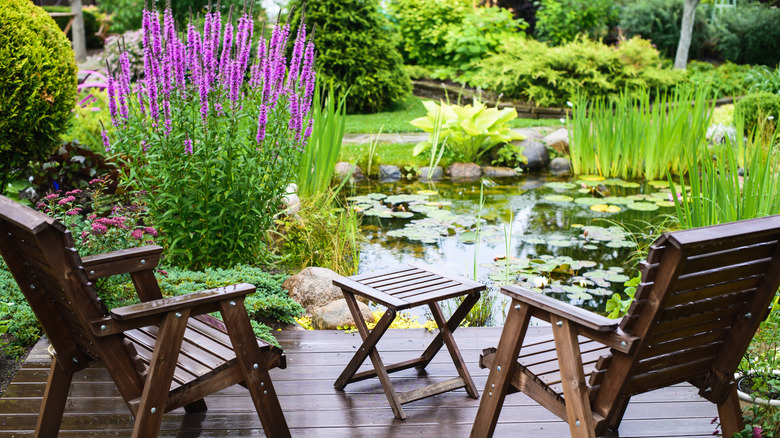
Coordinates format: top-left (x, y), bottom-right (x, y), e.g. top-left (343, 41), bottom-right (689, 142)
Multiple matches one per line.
top-left (44, 194), bottom-right (58, 200)
top-left (80, 231), bottom-right (89, 239)
top-left (65, 189), bottom-right (82, 196)
top-left (754, 426), bottom-right (763, 438)
top-left (88, 214), bottom-right (97, 220)
top-left (89, 178), bottom-right (102, 185)
top-left (36, 203), bottom-right (46, 210)
top-left (91, 223), bottom-right (107, 234)
top-left (65, 209), bottom-right (79, 216)
top-left (130, 229), bottom-right (144, 240)
top-left (57, 195), bottom-right (76, 205)
top-left (144, 227), bottom-right (158, 237)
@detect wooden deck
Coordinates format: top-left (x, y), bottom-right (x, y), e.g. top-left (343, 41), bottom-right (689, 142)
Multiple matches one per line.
top-left (0, 327), bottom-right (721, 437)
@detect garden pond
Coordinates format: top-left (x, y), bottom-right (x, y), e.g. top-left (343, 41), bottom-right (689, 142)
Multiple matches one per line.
top-left (345, 173), bottom-right (684, 326)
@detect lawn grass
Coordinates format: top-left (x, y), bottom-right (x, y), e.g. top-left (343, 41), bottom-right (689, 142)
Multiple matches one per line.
top-left (340, 142), bottom-right (453, 176)
top-left (345, 95), bottom-right (565, 134)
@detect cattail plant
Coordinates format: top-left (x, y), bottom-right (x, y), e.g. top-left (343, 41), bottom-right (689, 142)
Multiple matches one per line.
top-left (105, 2), bottom-right (316, 269)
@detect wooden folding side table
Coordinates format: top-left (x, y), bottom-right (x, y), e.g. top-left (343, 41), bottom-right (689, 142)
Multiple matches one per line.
top-left (333, 264), bottom-right (486, 419)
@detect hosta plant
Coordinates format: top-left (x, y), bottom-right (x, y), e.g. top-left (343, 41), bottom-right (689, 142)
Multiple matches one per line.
top-left (410, 100), bottom-right (525, 163)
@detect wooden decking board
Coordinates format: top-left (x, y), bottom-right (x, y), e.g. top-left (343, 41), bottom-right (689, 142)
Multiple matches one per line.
top-left (0, 327), bottom-right (719, 437)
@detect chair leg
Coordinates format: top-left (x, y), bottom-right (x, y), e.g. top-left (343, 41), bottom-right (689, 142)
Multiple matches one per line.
top-left (552, 317), bottom-right (596, 438)
top-left (219, 298), bottom-right (291, 438)
top-left (717, 385), bottom-right (745, 437)
top-left (184, 398), bottom-right (208, 413)
top-left (470, 299), bottom-right (532, 438)
top-left (132, 310), bottom-right (190, 438)
top-left (34, 356), bottom-right (72, 438)
top-left (417, 292), bottom-right (480, 371)
top-left (429, 301), bottom-right (479, 399)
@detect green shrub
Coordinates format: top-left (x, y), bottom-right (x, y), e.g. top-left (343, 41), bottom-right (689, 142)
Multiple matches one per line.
top-left (289, 0), bottom-right (410, 114)
top-left (62, 90), bottom-right (115, 153)
top-left (712, 2), bottom-right (780, 66)
top-left (684, 61), bottom-right (754, 98)
top-left (535, 0), bottom-right (618, 45)
top-left (386, 0), bottom-right (471, 66)
top-left (467, 36), bottom-right (682, 107)
top-left (42, 5), bottom-right (104, 49)
top-left (745, 65), bottom-right (780, 96)
top-left (619, 0), bottom-right (710, 60)
top-left (735, 92), bottom-right (780, 136)
top-left (388, 0), bottom-right (525, 70)
top-left (96, 0), bottom-right (254, 34)
top-left (0, 260), bottom-right (41, 358)
top-left (0, 0), bottom-right (77, 190)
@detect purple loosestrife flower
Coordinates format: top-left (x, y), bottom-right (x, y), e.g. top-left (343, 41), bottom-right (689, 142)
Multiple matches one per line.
top-left (249, 39), bottom-right (266, 88)
top-left (184, 138), bottom-right (193, 154)
top-left (101, 130), bottom-right (111, 152)
top-left (287, 21), bottom-right (306, 89)
top-left (256, 104), bottom-right (268, 143)
top-left (150, 8), bottom-right (163, 59)
top-left (144, 45), bottom-right (160, 122)
top-left (218, 8), bottom-right (235, 88)
top-left (106, 69), bottom-right (119, 125)
top-left (207, 9), bottom-right (221, 84)
top-left (230, 13), bottom-right (254, 103)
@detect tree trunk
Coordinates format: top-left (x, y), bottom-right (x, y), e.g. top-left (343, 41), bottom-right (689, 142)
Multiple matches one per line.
top-left (674, 0), bottom-right (701, 69)
top-left (70, 0), bottom-right (87, 63)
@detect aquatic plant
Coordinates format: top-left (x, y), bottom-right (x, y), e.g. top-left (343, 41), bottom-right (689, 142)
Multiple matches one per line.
top-left (569, 85), bottom-right (713, 180)
top-left (105, 5), bottom-right (315, 269)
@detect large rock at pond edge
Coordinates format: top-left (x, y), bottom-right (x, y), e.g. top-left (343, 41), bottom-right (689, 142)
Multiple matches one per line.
top-left (543, 128), bottom-right (570, 155)
top-left (334, 162), bottom-right (364, 182)
top-left (418, 166), bottom-right (444, 181)
top-left (311, 299), bottom-right (375, 330)
top-left (283, 267), bottom-right (356, 315)
top-left (447, 162), bottom-right (481, 180)
top-left (514, 139), bottom-right (550, 171)
top-left (379, 164), bottom-right (401, 182)
top-left (550, 157), bottom-right (572, 175)
top-left (481, 166), bottom-right (519, 178)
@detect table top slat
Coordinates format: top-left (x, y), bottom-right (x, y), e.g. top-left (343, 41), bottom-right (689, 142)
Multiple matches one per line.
top-left (379, 278), bottom-right (455, 294)
top-left (349, 265), bottom-right (418, 282)
top-left (394, 282), bottom-right (472, 300)
top-left (333, 276), bottom-right (410, 310)
top-left (365, 271), bottom-right (437, 289)
top-left (401, 285), bottom-right (481, 308)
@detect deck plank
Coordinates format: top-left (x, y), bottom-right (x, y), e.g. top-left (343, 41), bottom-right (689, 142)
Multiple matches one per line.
top-left (0, 327), bottom-right (719, 437)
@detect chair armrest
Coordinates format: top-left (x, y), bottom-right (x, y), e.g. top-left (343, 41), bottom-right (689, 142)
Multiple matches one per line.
top-left (89, 283), bottom-right (256, 335)
top-left (502, 284), bottom-right (617, 331)
top-left (81, 245), bottom-right (163, 280)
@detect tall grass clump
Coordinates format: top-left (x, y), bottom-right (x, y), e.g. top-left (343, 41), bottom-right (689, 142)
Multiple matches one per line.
top-left (296, 83), bottom-right (347, 198)
top-left (670, 117), bottom-right (780, 229)
top-left (569, 85), bottom-right (713, 180)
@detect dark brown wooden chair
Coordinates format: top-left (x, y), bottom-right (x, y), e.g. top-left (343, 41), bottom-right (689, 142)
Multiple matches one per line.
top-left (0, 195), bottom-right (291, 438)
top-left (471, 215), bottom-right (780, 438)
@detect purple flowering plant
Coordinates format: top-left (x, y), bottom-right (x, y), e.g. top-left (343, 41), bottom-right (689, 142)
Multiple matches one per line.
top-left (104, 3), bottom-right (316, 269)
top-left (36, 178), bottom-right (157, 258)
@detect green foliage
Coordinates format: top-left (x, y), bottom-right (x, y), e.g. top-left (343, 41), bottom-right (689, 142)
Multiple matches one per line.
top-left (535, 0), bottom-right (618, 45)
top-left (468, 36), bottom-right (682, 107)
top-left (736, 92), bottom-right (780, 136)
top-left (712, 1), bottom-right (780, 66)
top-left (684, 61), bottom-right (755, 98)
top-left (670, 116), bottom-right (780, 230)
top-left (410, 100), bottom-right (525, 163)
top-left (492, 142), bottom-right (527, 168)
top-left (569, 85), bottom-right (713, 180)
top-left (296, 83), bottom-right (347, 198)
top-left (289, 0), bottom-right (410, 114)
top-left (271, 192), bottom-right (362, 277)
top-left (97, 0), bottom-right (259, 34)
top-left (0, 0), bottom-right (77, 190)
top-left (619, 0), bottom-right (710, 60)
top-left (386, 0), bottom-right (471, 66)
top-left (29, 142), bottom-right (117, 195)
top-left (388, 1), bottom-right (525, 70)
top-left (42, 5), bottom-right (104, 49)
top-left (62, 90), bottom-right (115, 154)
top-left (0, 260), bottom-right (42, 358)
top-left (745, 65), bottom-right (780, 96)
top-left (605, 275), bottom-right (639, 319)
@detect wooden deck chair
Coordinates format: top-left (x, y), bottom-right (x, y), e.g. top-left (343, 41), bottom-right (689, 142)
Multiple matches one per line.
top-left (0, 195), bottom-right (291, 438)
top-left (471, 215), bottom-right (780, 438)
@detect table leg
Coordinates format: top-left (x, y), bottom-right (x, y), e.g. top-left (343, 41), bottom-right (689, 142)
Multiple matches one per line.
top-left (429, 301), bottom-right (480, 398)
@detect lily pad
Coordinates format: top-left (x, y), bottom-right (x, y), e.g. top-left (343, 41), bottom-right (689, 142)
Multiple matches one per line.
top-left (626, 202), bottom-right (659, 211)
top-left (546, 182), bottom-right (577, 190)
top-left (544, 194), bottom-right (574, 203)
top-left (590, 204), bottom-right (621, 213)
top-left (577, 188), bottom-right (591, 194)
top-left (574, 197), bottom-right (605, 206)
top-left (459, 230), bottom-right (478, 244)
top-left (655, 200), bottom-right (676, 208)
top-left (391, 212), bottom-right (415, 218)
top-left (606, 240), bottom-right (636, 248)
top-left (580, 175), bottom-right (606, 182)
top-left (648, 180), bottom-right (672, 189)
top-left (582, 244), bottom-right (599, 250)
top-left (416, 190), bottom-right (438, 195)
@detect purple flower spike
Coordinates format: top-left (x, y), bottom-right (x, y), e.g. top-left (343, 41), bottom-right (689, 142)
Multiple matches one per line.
top-left (287, 21), bottom-right (306, 89)
top-left (218, 9), bottom-right (235, 88)
top-left (101, 130), bottom-right (111, 152)
top-left (256, 104), bottom-right (268, 143)
top-left (184, 138), bottom-right (193, 154)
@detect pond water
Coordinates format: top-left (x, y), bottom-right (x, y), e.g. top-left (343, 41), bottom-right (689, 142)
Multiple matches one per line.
top-left (346, 173), bottom-right (682, 326)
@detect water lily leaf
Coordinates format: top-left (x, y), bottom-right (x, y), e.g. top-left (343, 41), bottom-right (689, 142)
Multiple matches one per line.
top-left (459, 230), bottom-right (478, 244)
top-left (570, 260), bottom-right (597, 269)
top-left (655, 200), bottom-right (675, 208)
top-left (525, 237), bottom-right (546, 244)
top-left (590, 288), bottom-right (614, 296)
top-left (544, 194), bottom-right (574, 202)
top-left (582, 244), bottom-right (599, 250)
top-left (601, 196), bottom-right (632, 205)
top-left (606, 240), bottom-right (636, 248)
top-left (577, 188), bottom-right (591, 193)
top-left (590, 204), bottom-right (621, 213)
top-left (392, 212), bottom-right (414, 218)
top-left (567, 290), bottom-right (594, 301)
top-left (546, 182), bottom-right (577, 190)
top-left (548, 239), bottom-right (574, 247)
top-left (580, 175), bottom-right (605, 181)
top-left (648, 180), bottom-right (672, 188)
top-left (602, 179), bottom-right (640, 188)
top-left (416, 190), bottom-right (438, 195)
top-left (606, 273), bottom-right (630, 283)
top-left (626, 202), bottom-right (659, 211)
top-left (627, 194), bottom-right (654, 201)
top-left (574, 197), bottom-right (605, 206)
top-left (571, 223), bottom-right (584, 228)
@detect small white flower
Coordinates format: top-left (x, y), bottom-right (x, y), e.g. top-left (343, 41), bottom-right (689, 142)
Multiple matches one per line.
top-left (769, 115), bottom-right (776, 120)
top-left (566, 101), bottom-right (574, 108)
top-left (532, 276), bottom-right (548, 288)
top-left (559, 118), bottom-right (565, 124)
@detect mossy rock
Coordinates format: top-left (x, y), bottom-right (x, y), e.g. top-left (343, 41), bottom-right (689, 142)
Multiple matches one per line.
top-left (0, 0), bottom-right (77, 187)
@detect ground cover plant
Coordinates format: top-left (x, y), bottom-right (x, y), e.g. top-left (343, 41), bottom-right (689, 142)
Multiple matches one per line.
top-left (0, 0), bottom-right (77, 190)
top-left (466, 36), bottom-right (682, 107)
top-left (106, 5), bottom-right (315, 269)
top-left (568, 85), bottom-right (713, 180)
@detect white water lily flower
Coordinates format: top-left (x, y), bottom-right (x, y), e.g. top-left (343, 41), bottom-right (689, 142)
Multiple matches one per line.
top-left (566, 101), bottom-right (574, 108)
top-left (532, 276), bottom-right (548, 288)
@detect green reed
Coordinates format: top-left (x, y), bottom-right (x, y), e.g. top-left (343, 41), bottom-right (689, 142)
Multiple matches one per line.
top-left (569, 85), bottom-right (714, 180)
